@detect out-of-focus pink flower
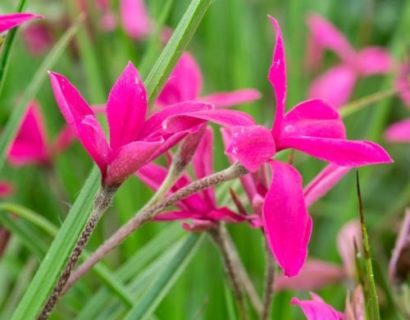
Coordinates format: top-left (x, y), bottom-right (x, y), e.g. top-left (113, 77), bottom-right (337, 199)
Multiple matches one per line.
top-left (337, 220), bottom-right (362, 279)
top-left (50, 62), bottom-right (223, 186)
top-left (0, 181), bottom-right (13, 198)
top-left (220, 16), bottom-right (391, 277)
top-left (23, 22), bottom-right (54, 56)
top-left (292, 293), bottom-right (344, 320)
top-left (120, 0), bottom-right (151, 40)
top-left (389, 209), bottom-right (410, 285)
top-left (345, 286), bottom-right (365, 320)
top-left (8, 101), bottom-right (73, 166)
top-left (306, 14), bottom-right (393, 108)
top-left (0, 13), bottom-right (41, 34)
top-left (137, 128), bottom-right (260, 231)
top-left (157, 52), bottom-right (261, 108)
top-left (385, 119), bottom-right (410, 143)
top-left (396, 63), bottom-right (410, 107)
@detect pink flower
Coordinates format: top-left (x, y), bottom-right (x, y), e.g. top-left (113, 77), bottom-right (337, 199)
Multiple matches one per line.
top-left (307, 14), bottom-right (393, 108)
top-left (0, 13), bottom-right (41, 34)
top-left (120, 0), bottom-right (151, 40)
top-left (157, 52), bottom-right (261, 108)
top-left (222, 16), bottom-right (391, 277)
top-left (292, 293), bottom-right (344, 320)
top-left (8, 101), bottom-right (73, 166)
top-left (385, 119), bottom-right (410, 143)
top-left (49, 62), bottom-right (216, 187)
top-left (23, 22), bottom-right (54, 56)
top-left (0, 181), bottom-right (13, 198)
top-left (137, 128), bottom-right (260, 231)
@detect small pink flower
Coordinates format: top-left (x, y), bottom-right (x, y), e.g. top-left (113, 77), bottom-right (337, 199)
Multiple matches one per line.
top-left (157, 52), bottom-right (261, 108)
top-left (49, 62), bottom-right (215, 187)
top-left (306, 14), bottom-right (393, 108)
top-left (137, 128), bottom-right (260, 231)
top-left (8, 101), bottom-right (73, 166)
top-left (0, 13), bottom-right (41, 34)
top-left (292, 293), bottom-right (344, 320)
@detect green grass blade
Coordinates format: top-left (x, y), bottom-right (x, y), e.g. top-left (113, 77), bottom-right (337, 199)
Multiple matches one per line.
top-left (0, 0), bottom-right (27, 95)
top-left (0, 17), bottom-right (82, 174)
top-left (125, 233), bottom-right (204, 320)
top-left (145, 0), bottom-right (213, 104)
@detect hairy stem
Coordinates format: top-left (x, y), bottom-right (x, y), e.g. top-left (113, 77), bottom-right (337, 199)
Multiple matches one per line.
top-left (37, 186), bottom-right (117, 320)
top-left (224, 228), bottom-right (263, 316)
top-left (209, 224), bottom-right (247, 320)
top-left (65, 162), bottom-right (248, 290)
top-left (261, 243), bottom-right (275, 320)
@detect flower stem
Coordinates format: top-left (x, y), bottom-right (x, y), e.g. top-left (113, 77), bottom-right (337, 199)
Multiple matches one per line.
top-left (37, 186), bottom-right (117, 320)
top-left (209, 224), bottom-right (247, 320)
top-left (261, 242), bottom-right (275, 320)
top-left (65, 162), bottom-right (248, 290)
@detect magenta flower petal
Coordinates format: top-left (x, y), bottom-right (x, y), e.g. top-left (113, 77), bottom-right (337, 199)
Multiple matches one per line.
top-left (355, 47), bottom-right (392, 75)
top-left (207, 207), bottom-right (250, 223)
top-left (0, 181), bottom-right (13, 198)
top-left (201, 89), bottom-right (261, 108)
top-left (226, 125), bottom-right (276, 172)
top-left (306, 13), bottom-right (355, 62)
top-left (291, 293), bottom-right (344, 320)
top-left (120, 0), bottom-right (151, 39)
top-left (0, 13), bottom-right (41, 33)
top-left (280, 99), bottom-right (346, 141)
top-left (308, 65), bottom-right (357, 109)
top-left (107, 62), bottom-right (147, 149)
top-left (163, 109), bottom-right (255, 132)
top-left (384, 119), bottom-right (410, 143)
top-left (281, 137), bottom-right (392, 167)
top-left (9, 102), bottom-right (49, 166)
top-left (268, 16), bottom-right (287, 135)
top-left (106, 139), bottom-right (163, 186)
top-left (193, 128), bottom-right (216, 206)
top-left (274, 259), bottom-right (345, 291)
top-left (157, 53), bottom-right (203, 106)
top-left (140, 102), bottom-right (213, 138)
top-left (304, 164), bottom-right (350, 207)
top-left (263, 160), bottom-right (312, 277)
top-left (49, 72), bottom-right (110, 173)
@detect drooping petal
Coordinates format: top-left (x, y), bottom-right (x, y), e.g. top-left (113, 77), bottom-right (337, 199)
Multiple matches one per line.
top-left (107, 62), bottom-right (147, 149)
top-left (226, 125), bottom-right (275, 172)
top-left (308, 65), bottom-right (357, 109)
top-left (355, 47), bottom-right (392, 76)
top-left (105, 139), bottom-right (163, 186)
top-left (201, 89), bottom-right (261, 108)
top-left (263, 160), bottom-right (312, 277)
top-left (337, 220), bottom-right (362, 279)
top-left (280, 137), bottom-right (392, 167)
top-left (304, 164), bottom-right (350, 207)
top-left (280, 99), bottom-right (346, 141)
top-left (291, 293), bottom-right (344, 320)
top-left (193, 128), bottom-right (216, 207)
top-left (384, 119), bottom-right (410, 143)
top-left (9, 102), bottom-right (49, 165)
top-left (120, 0), bottom-right (151, 39)
top-left (0, 13), bottom-right (41, 33)
top-left (49, 72), bottom-right (110, 173)
top-left (268, 16), bottom-right (287, 136)
top-left (140, 101), bottom-right (213, 138)
top-left (274, 259), bottom-right (345, 291)
top-left (0, 181), bottom-right (13, 198)
top-left (163, 109), bottom-right (255, 133)
top-left (306, 13), bottom-right (355, 63)
top-left (157, 53), bottom-right (203, 106)
top-left (389, 210), bottom-right (410, 284)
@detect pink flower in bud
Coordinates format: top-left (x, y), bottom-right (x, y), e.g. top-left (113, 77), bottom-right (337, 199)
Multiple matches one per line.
top-left (221, 16), bottom-right (391, 277)
top-left (157, 52), bottom-right (261, 108)
top-left (137, 128), bottom-right (260, 231)
top-left (292, 293), bottom-right (344, 320)
top-left (49, 62), bottom-right (217, 187)
top-left (0, 13), bottom-right (41, 34)
top-left (389, 209), bottom-right (410, 285)
top-left (306, 13), bottom-right (393, 108)
top-left (8, 101), bottom-right (74, 166)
